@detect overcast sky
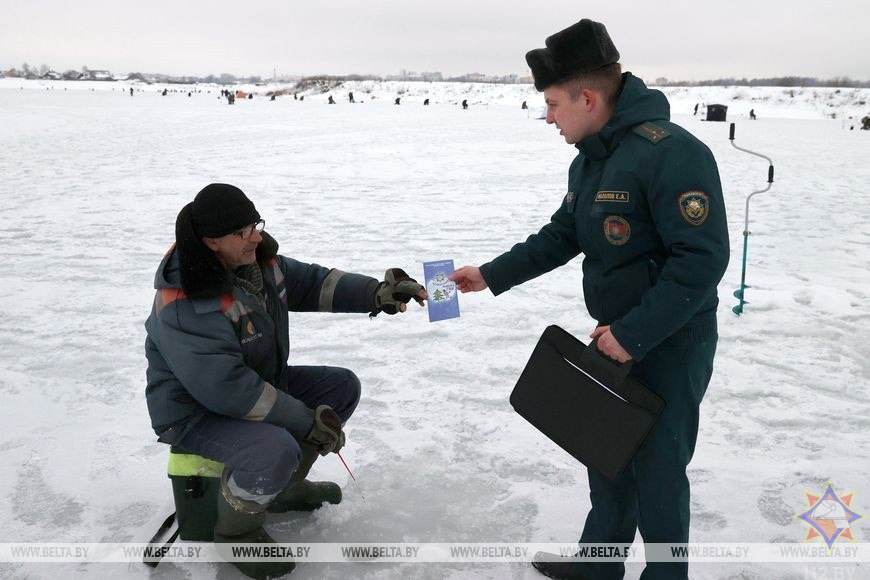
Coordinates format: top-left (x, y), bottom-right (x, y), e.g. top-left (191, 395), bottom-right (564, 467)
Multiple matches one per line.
top-left (3, 0), bottom-right (868, 80)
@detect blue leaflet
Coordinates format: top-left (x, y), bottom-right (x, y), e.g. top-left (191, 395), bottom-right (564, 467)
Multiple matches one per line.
top-left (423, 260), bottom-right (460, 322)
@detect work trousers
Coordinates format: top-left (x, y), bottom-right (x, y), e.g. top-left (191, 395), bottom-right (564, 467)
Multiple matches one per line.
top-left (576, 336), bottom-right (717, 580)
top-left (174, 365), bottom-right (360, 500)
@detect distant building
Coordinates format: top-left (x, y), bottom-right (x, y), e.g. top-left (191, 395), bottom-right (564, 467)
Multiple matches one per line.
top-left (386, 70), bottom-right (445, 82)
top-left (88, 70), bottom-right (113, 81)
top-left (75, 68), bottom-right (113, 81)
top-left (41, 70), bottom-right (63, 80)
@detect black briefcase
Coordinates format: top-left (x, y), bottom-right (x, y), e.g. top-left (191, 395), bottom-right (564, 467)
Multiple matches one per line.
top-left (510, 325), bottom-right (666, 480)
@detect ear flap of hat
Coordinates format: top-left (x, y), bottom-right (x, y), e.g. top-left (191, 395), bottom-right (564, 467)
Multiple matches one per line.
top-left (526, 48), bottom-right (561, 92)
top-left (175, 203), bottom-right (233, 299)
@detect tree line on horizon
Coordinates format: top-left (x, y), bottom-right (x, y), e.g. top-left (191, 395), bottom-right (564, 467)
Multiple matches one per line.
top-left (4, 63), bottom-right (869, 88)
top-left (655, 75), bottom-right (870, 88)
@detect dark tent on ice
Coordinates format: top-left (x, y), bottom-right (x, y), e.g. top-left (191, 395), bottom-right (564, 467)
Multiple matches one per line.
top-left (706, 104), bottom-right (728, 122)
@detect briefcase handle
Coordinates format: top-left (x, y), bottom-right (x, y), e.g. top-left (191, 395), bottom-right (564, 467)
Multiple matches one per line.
top-left (584, 338), bottom-right (634, 386)
top-left (540, 325), bottom-right (635, 390)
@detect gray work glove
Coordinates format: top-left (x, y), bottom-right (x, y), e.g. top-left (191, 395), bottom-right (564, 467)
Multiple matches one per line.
top-left (372, 268), bottom-right (427, 316)
top-left (305, 405), bottom-right (346, 456)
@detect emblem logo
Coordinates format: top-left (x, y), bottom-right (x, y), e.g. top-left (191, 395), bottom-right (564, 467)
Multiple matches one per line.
top-left (678, 191), bottom-right (709, 226)
top-left (241, 320), bottom-right (263, 344)
top-left (603, 216), bottom-right (631, 245)
top-left (797, 484), bottom-right (862, 548)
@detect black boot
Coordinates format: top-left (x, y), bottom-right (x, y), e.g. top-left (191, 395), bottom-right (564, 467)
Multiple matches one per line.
top-left (531, 551), bottom-right (589, 580)
top-left (268, 442), bottom-right (341, 513)
top-left (213, 471), bottom-right (296, 579)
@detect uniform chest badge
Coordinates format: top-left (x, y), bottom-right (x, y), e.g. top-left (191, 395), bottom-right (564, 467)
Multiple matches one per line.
top-left (603, 215), bottom-right (631, 245)
top-left (678, 191), bottom-right (710, 226)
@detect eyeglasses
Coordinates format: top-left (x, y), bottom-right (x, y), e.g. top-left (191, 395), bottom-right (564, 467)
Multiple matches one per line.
top-left (232, 219), bottom-right (265, 240)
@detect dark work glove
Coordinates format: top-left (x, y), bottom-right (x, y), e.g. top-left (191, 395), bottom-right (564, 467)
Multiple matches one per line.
top-left (372, 268), bottom-right (427, 316)
top-left (305, 405), bottom-right (346, 456)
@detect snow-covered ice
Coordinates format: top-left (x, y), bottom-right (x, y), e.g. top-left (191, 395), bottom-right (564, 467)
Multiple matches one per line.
top-left (1, 79), bottom-right (869, 579)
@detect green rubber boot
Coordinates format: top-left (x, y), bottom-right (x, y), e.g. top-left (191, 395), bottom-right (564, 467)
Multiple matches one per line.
top-left (213, 471), bottom-right (296, 579)
top-left (268, 443), bottom-right (342, 513)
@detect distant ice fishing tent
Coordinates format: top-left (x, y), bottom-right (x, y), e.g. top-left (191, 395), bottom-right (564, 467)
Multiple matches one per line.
top-left (707, 104), bottom-right (728, 122)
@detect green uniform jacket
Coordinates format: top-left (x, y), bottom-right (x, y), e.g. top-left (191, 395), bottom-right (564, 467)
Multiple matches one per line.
top-left (480, 73), bottom-right (729, 360)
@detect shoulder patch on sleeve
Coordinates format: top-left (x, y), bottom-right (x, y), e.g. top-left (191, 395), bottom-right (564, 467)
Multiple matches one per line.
top-left (678, 191), bottom-right (710, 225)
top-left (633, 122), bottom-right (671, 144)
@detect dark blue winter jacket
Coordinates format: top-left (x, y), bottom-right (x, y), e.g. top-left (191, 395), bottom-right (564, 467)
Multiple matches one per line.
top-left (144, 241), bottom-right (378, 443)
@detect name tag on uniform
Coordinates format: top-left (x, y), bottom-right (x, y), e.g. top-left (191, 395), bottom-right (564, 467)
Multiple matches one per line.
top-left (423, 260), bottom-right (460, 322)
top-left (595, 191), bottom-right (630, 203)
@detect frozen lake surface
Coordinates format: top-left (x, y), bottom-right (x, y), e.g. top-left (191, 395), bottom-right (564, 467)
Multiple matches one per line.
top-left (1, 81), bottom-right (869, 579)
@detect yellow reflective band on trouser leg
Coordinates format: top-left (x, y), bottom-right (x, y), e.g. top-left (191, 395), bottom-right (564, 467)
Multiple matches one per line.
top-left (167, 451), bottom-right (225, 478)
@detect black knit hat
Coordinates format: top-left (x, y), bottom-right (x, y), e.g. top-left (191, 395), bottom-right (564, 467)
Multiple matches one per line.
top-left (190, 183), bottom-right (260, 237)
top-left (525, 19), bottom-right (620, 91)
top-left (174, 183), bottom-right (275, 299)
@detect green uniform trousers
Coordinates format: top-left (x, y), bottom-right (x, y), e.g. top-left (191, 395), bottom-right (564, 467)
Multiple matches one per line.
top-left (576, 334), bottom-right (717, 580)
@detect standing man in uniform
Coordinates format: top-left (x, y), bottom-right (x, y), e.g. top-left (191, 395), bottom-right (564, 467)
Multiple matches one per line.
top-left (450, 19), bottom-right (729, 580)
